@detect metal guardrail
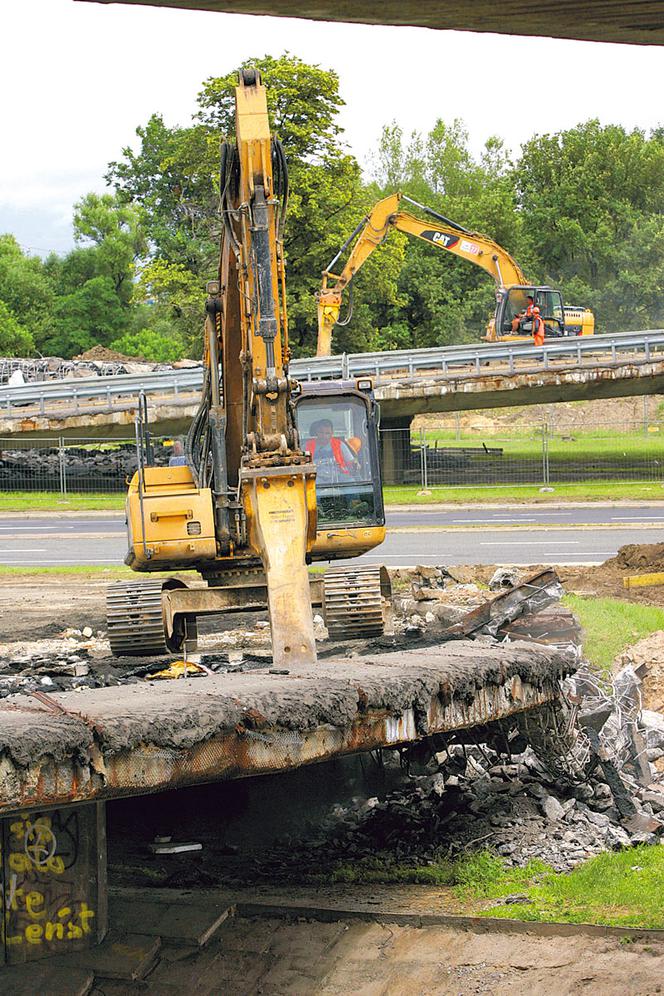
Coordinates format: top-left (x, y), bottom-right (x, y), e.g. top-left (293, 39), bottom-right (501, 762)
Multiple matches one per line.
top-left (1, 329), bottom-right (664, 415)
top-left (292, 328), bottom-right (664, 380)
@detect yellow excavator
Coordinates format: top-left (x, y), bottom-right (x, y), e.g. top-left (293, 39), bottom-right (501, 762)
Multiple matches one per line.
top-left (317, 192), bottom-right (594, 355)
top-left (106, 70), bottom-right (389, 666)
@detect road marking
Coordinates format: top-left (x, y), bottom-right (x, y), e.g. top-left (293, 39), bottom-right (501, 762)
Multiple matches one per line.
top-left (610, 515), bottom-right (664, 521)
top-left (479, 540), bottom-right (580, 546)
top-left (451, 518), bottom-right (537, 523)
top-left (0, 548), bottom-right (48, 552)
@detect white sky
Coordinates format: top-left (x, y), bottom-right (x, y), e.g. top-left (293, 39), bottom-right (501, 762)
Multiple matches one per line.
top-left (1, 0), bottom-right (663, 255)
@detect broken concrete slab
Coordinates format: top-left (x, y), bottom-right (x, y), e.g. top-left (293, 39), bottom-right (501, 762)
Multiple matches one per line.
top-left (0, 639), bottom-right (574, 816)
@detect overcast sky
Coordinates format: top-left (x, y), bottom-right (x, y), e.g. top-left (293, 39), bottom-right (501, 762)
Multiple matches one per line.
top-left (1, 0), bottom-right (663, 256)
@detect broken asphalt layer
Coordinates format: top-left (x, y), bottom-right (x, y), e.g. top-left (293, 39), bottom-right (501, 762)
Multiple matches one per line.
top-left (0, 640), bottom-right (574, 817)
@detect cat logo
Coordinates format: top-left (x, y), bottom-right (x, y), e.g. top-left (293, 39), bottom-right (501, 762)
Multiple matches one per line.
top-left (422, 230), bottom-right (460, 249)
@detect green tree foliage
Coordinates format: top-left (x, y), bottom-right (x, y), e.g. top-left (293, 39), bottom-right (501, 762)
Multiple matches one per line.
top-left (41, 276), bottom-right (128, 357)
top-left (516, 121), bottom-right (664, 330)
top-left (6, 58), bottom-right (664, 361)
top-left (0, 235), bottom-right (54, 341)
top-left (110, 328), bottom-right (186, 363)
top-left (0, 300), bottom-right (34, 355)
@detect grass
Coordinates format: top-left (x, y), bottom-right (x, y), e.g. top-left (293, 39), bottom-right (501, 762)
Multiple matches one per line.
top-left (328, 851), bottom-right (547, 890)
top-left (563, 594), bottom-right (664, 675)
top-left (479, 846), bottom-right (664, 929)
top-left (418, 427), bottom-right (664, 462)
top-left (383, 481), bottom-right (664, 505)
top-left (3, 480), bottom-right (664, 512)
top-left (0, 491), bottom-right (125, 511)
top-left (0, 565), bottom-right (135, 577)
top-left (330, 847), bottom-right (664, 929)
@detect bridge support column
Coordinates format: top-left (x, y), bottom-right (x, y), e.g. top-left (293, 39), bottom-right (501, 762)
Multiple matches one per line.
top-left (1, 802), bottom-right (107, 965)
top-left (380, 415), bottom-right (413, 485)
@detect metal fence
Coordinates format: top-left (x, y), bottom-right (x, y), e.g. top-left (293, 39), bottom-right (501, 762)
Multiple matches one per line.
top-left (379, 419), bottom-right (664, 490)
top-left (0, 437), bottom-right (171, 494)
top-left (1, 420), bottom-right (663, 494)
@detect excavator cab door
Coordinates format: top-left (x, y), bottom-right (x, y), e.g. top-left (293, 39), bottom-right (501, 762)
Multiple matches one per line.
top-left (294, 383), bottom-right (385, 536)
top-left (534, 289), bottom-right (565, 337)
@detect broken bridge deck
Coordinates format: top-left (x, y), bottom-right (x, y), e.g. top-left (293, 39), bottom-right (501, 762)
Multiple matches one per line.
top-left (0, 640), bottom-right (574, 817)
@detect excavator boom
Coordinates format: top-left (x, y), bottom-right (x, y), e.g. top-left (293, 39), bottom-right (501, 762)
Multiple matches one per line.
top-left (317, 193), bottom-right (527, 355)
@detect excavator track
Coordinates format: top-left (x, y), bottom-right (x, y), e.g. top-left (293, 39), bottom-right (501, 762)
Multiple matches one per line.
top-left (322, 564), bottom-right (390, 640)
top-left (107, 578), bottom-right (196, 657)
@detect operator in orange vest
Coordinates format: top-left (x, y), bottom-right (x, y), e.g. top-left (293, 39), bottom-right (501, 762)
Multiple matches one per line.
top-left (511, 294), bottom-right (535, 333)
top-left (532, 305), bottom-right (546, 346)
top-left (305, 419), bottom-right (359, 484)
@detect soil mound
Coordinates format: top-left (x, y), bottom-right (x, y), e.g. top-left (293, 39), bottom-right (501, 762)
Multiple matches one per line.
top-left (74, 344), bottom-right (146, 363)
top-left (609, 543), bottom-right (664, 573)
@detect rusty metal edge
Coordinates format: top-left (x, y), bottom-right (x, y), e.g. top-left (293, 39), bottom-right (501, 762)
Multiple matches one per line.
top-left (0, 676), bottom-right (560, 817)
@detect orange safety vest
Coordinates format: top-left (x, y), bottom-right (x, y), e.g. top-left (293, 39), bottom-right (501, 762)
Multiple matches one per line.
top-left (305, 437), bottom-right (350, 473)
top-left (533, 315), bottom-right (545, 346)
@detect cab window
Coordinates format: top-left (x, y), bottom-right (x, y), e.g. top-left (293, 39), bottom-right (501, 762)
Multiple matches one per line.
top-left (294, 396), bottom-right (379, 527)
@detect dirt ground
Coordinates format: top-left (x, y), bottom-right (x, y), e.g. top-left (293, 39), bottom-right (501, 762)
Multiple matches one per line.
top-left (413, 396), bottom-right (660, 434)
top-left (4, 540), bottom-right (664, 645)
top-left (122, 899), bottom-right (664, 996)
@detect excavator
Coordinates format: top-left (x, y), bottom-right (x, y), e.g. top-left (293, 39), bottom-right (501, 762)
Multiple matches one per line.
top-left (317, 192), bottom-right (594, 356)
top-left (106, 70), bottom-right (389, 667)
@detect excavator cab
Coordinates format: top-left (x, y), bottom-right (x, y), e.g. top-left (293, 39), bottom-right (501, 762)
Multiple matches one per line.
top-left (496, 286), bottom-right (565, 339)
top-left (293, 380), bottom-right (386, 562)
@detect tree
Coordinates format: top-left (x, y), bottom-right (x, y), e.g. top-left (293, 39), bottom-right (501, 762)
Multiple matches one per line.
top-left (73, 192), bottom-right (147, 302)
top-left (110, 328), bottom-right (186, 363)
top-left (0, 235), bottom-right (54, 336)
top-left (0, 300), bottom-right (34, 355)
top-left (107, 54), bottom-right (385, 356)
top-left (515, 121), bottom-right (664, 329)
top-left (41, 276), bottom-right (129, 357)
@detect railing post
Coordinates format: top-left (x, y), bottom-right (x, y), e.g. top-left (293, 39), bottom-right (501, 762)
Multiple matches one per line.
top-left (542, 422), bottom-right (550, 487)
top-left (420, 428), bottom-right (428, 489)
top-left (59, 436), bottom-right (67, 496)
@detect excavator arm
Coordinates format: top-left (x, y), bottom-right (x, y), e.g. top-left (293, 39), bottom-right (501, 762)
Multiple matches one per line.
top-left (317, 192), bottom-right (527, 355)
top-left (198, 69), bottom-right (318, 666)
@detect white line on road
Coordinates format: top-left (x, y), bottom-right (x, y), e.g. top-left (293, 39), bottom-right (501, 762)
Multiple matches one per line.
top-left (479, 540), bottom-right (580, 546)
top-left (0, 548), bottom-right (48, 552)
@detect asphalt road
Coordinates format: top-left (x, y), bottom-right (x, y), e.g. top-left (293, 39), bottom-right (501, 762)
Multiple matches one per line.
top-left (0, 505), bottom-right (662, 567)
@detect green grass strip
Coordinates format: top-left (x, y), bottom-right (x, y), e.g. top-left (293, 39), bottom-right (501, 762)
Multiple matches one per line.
top-left (562, 594), bottom-right (664, 676)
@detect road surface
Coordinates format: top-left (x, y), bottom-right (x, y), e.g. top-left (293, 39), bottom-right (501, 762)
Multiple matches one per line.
top-left (0, 505), bottom-right (662, 567)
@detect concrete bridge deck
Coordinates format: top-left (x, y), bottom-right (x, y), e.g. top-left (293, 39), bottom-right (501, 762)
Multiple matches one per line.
top-left (3, 335), bottom-right (664, 440)
top-left (0, 639), bottom-right (572, 818)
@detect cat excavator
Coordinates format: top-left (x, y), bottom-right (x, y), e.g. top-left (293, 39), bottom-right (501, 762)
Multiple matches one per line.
top-left (106, 70), bottom-right (388, 667)
top-left (317, 192), bottom-right (594, 355)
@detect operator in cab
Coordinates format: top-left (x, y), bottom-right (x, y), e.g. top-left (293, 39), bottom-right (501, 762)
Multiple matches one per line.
top-left (511, 294), bottom-right (535, 333)
top-left (532, 306), bottom-right (546, 346)
top-left (305, 419), bottom-right (360, 484)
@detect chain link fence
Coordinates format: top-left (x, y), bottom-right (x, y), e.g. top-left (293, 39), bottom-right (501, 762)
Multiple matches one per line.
top-left (1, 419), bottom-right (663, 494)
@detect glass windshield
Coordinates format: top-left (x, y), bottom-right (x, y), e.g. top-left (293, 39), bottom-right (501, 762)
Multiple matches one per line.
top-left (502, 288), bottom-right (536, 333)
top-left (535, 289), bottom-right (564, 324)
top-left (295, 395), bottom-right (378, 527)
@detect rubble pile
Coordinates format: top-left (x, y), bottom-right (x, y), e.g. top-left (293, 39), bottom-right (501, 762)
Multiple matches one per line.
top-left (0, 351), bottom-right (200, 385)
top-left (392, 565), bottom-right (489, 634)
top-left (0, 442), bottom-right (173, 487)
top-left (238, 715), bottom-right (664, 885)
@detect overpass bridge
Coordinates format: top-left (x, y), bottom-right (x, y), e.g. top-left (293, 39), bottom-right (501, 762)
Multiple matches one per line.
top-left (2, 329), bottom-right (664, 441)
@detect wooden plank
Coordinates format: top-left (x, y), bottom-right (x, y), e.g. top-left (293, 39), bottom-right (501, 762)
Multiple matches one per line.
top-left (108, 897), bottom-right (235, 947)
top-left (623, 571), bottom-right (664, 589)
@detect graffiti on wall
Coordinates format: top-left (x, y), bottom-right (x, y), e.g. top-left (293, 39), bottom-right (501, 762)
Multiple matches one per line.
top-left (1, 809), bottom-right (97, 960)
